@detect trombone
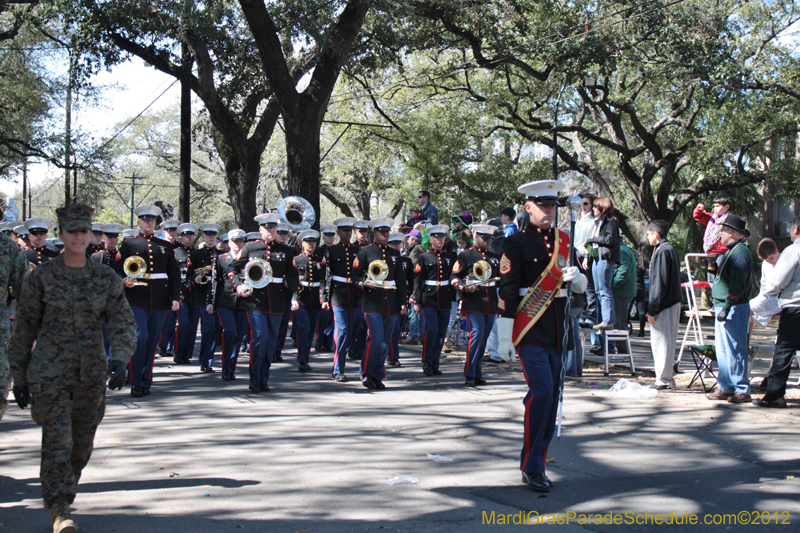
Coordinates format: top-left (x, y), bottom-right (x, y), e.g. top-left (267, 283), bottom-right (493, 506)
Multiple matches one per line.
top-left (123, 256), bottom-right (149, 287)
top-left (460, 260), bottom-right (500, 289)
top-left (361, 260), bottom-right (396, 290)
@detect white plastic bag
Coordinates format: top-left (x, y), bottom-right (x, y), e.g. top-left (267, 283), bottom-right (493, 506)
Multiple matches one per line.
top-left (607, 378), bottom-right (657, 399)
top-left (385, 474), bottom-right (419, 486)
top-left (427, 453), bottom-right (454, 462)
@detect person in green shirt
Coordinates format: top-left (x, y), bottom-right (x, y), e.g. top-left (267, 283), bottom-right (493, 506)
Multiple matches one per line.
top-left (707, 214), bottom-right (753, 404)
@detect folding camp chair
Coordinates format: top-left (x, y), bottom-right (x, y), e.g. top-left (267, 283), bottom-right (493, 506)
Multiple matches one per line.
top-left (688, 345), bottom-right (717, 393)
top-left (676, 253), bottom-right (716, 373)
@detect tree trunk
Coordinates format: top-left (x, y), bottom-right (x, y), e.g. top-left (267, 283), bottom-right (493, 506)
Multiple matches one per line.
top-left (284, 108), bottom-right (323, 229)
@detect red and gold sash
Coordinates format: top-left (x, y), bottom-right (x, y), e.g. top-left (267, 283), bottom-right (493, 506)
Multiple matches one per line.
top-left (512, 231), bottom-right (570, 346)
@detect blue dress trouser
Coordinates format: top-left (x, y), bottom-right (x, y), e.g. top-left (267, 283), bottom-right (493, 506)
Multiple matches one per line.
top-left (422, 307), bottom-right (450, 371)
top-left (197, 305), bottom-right (217, 368)
top-left (294, 308), bottom-right (319, 365)
top-left (274, 302), bottom-right (292, 358)
top-left (362, 313), bottom-right (395, 382)
top-left (176, 303), bottom-right (201, 361)
top-left (591, 259), bottom-right (615, 325)
top-left (130, 308), bottom-right (168, 389)
top-left (217, 308), bottom-right (248, 375)
top-left (159, 311), bottom-right (177, 353)
top-left (518, 345), bottom-right (562, 474)
top-left (564, 308), bottom-right (583, 376)
top-left (332, 305), bottom-right (359, 375)
top-left (247, 311), bottom-right (282, 386)
top-left (316, 309), bottom-right (335, 348)
top-left (389, 315), bottom-right (401, 363)
top-left (464, 312), bottom-right (495, 379)
top-left (351, 300), bottom-right (367, 355)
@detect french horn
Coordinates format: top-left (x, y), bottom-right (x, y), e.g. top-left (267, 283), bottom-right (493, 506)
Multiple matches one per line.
top-left (242, 257), bottom-right (272, 296)
top-left (278, 196), bottom-right (316, 231)
top-left (123, 256), bottom-right (149, 287)
top-left (362, 259), bottom-right (396, 290)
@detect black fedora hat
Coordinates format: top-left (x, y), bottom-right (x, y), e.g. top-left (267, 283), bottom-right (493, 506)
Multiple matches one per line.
top-left (720, 214), bottom-right (750, 238)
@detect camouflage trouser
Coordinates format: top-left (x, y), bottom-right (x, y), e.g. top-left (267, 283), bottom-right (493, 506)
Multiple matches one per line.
top-left (30, 382), bottom-right (106, 508)
top-left (0, 386), bottom-right (7, 420)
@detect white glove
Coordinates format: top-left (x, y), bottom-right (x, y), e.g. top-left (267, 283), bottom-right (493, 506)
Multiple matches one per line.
top-left (562, 266), bottom-right (580, 282)
top-left (496, 317), bottom-right (516, 362)
top-left (569, 273), bottom-right (587, 294)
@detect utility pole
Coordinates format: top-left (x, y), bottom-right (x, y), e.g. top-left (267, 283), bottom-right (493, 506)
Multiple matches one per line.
top-left (22, 158), bottom-right (27, 220)
top-left (64, 47), bottom-right (75, 206)
top-left (178, 43), bottom-right (192, 222)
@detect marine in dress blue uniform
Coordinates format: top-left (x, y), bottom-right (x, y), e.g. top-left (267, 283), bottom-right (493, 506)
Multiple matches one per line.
top-left (92, 223), bottom-right (125, 360)
top-left (24, 218), bottom-right (60, 266)
top-left (352, 217), bottom-right (407, 390)
top-left (496, 180), bottom-right (586, 492)
top-left (413, 225), bottom-right (456, 376)
top-left (292, 230), bottom-right (326, 371)
top-left (231, 213), bottom-right (299, 393)
top-left (213, 229), bottom-right (249, 381)
top-left (349, 219), bottom-right (371, 360)
top-left (387, 232), bottom-right (411, 367)
top-left (321, 217), bottom-right (361, 382)
top-left (115, 205), bottom-right (181, 397)
top-left (273, 223), bottom-right (298, 363)
top-left (187, 223), bottom-right (222, 372)
top-left (449, 225), bottom-right (500, 387)
top-left (173, 223), bottom-right (198, 365)
top-left (157, 219), bottom-right (180, 358)
top-left (314, 225), bottom-right (337, 353)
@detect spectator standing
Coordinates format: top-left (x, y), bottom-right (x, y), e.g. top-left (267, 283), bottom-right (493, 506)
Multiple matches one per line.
top-left (707, 214), bottom-right (753, 404)
top-left (574, 193), bottom-right (598, 327)
top-left (632, 250), bottom-right (649, 337)
top-left (583, 197), bottom-right (620, 330)
top-left (610, 235), bottom-right (636, 353)
top-left (417, 190), bottom-right (439, 225)
top-left (755, 215), bottom-right (800, 408)
top-left (645, 220), bottom-right (682, 390)
top-left (499, 207), bottom-right (518, 237)
top-left (400, 230), bottom-right (427, 345)
top-left (750, 238), bottom-right (781, 327)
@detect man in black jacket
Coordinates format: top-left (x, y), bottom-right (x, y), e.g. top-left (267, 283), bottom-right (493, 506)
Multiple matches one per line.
top-left (645, 220), bottom-right (682, 390)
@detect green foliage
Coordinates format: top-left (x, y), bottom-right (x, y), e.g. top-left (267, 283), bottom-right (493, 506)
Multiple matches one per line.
top-left (94, 207), bottom-right (125, 225)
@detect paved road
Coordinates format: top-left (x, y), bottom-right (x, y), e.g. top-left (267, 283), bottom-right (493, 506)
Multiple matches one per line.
top-left (2, 328), bottom-right (799, 532)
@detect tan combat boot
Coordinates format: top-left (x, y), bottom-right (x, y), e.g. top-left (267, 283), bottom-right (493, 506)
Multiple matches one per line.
top-left (49, 499), bottom-right (78, 533)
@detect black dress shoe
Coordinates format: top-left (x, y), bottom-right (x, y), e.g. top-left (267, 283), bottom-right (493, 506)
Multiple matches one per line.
top-left (260, 383), bottom-right (270, 392)
top-left (544, 474), bottom-right (554, 488)
top-left (298, 363), bottom-right (311, 372)
top-left (474, 378), bottom-right (487, 386)
top-left (348, 350), bottom-right (362, 360)
top-left (387, 360), bottom-right (401, 367)
top-left (422, 364), bottom-right (433, 376)
top-left (322, 346), bottom-right (334, 353)
top-left (752, 397), bottom-right (787, 408)
top-left (464, 378), bottom-right (476, 388)
top-left (173, 356), bottom-right (185, 365)
top-left (522, 472), bottom-right (551, 492)
top-left (130, 386), bottom-right (144, 398)
top-left (374, 380), bottom-right (386, 390)
top-left (221, 372), bottom-right (232, 381)
top-left (142, 388), bottom-right (151, 396)
top-left (229, 373), bottom-right (237, 380)
top-left (200, 365), bottom-right (214, 373)
top-left (334, 373), bottom-right (348, 382)
top-left (362, 377), bottom-right (377, 389)
top-left (433, 369), bottom-right (443, 376)
top-left (249, 381), bottom-right (261, 393)
top-left (272, 354), bottom-right (284, 362)
top-left (165, 351), bottom-right (175, 358)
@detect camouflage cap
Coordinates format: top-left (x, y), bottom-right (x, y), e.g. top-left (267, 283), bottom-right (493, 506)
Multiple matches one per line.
top-left (56, 203), bottom-right (94, 231)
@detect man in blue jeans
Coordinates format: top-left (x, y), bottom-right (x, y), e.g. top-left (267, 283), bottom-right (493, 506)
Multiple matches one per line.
top-left (706, 214), bottom-right (753, 404)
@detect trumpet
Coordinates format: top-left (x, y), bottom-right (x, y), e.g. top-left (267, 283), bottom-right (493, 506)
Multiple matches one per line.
top-left (123, 256), bottom-right (149, 287)
top-left (361, 259), bottom-right (396, 290)
top-left (194, 265), bottom-right (213, 284)
top-left (241, 257), bottom-right (272, 296)
top-left (460, 260), bottom-right (500, 288)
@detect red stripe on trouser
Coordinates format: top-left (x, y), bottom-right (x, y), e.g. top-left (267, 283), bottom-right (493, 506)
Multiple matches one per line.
top-left (128, 359), bottom-right (133, 385)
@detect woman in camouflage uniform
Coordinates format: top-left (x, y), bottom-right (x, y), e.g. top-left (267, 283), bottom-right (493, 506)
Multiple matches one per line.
top-left (9, 204), bottom-right (137, 533)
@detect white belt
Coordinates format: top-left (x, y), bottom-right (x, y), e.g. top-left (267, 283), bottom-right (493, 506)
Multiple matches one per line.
top-left (270, 277), bottom-right (284, 284)
top-left (301, 281), bottom-right (321, 287)
top-left (376, 280), bottom-right (396, 286)
top-left (331, 276), bottom-right (352, 283)
top-left (484, 281), bottom-right (496, 287)
top-left (148, 273), bottom-right (168, 280)
top-left (425, 280), bottom-right (448, 286)
top-left (518, 287), bottom-right (567, 297)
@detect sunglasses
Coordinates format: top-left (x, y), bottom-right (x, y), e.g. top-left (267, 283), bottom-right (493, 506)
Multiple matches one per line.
top-left (139, 215), bottom-right (156, 221)
top-left (202, 231), bottom-right (218, 236)
top-left (277, 230), bottom-right (290, 235)
top-left (180, 232), bottom-right (195, 237)
top-left (302, 238), bottom-right (317, 242)
top-left (103, 233), bottom-right (119, 238)
top-left (29, 229), bottom-right (48, 236)
top-left (323, 232), bottom-right (336, 236)
top-left (92, 230), bottom-right (104, 235)
top-left (260, 223), bottom-right (277, 228)
top-left (375, 228), bottom-right (390, 234)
